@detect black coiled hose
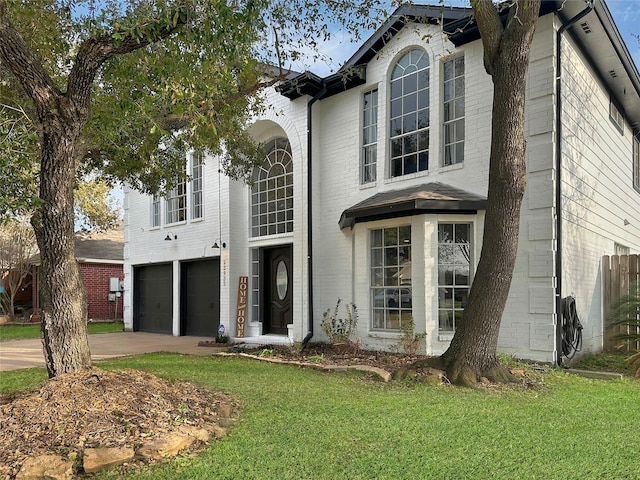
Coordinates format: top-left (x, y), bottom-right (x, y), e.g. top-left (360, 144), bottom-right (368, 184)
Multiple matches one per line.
top-left (561, 295), bottom-right (583, 360)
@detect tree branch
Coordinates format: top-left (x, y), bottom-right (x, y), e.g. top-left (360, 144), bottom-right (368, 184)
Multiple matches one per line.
top-left (0, 0), bottom-right (62, 118)
top-left (67, 6), bottom-right (193, 109)
top-left (471, 0), bottom-right (505, 76)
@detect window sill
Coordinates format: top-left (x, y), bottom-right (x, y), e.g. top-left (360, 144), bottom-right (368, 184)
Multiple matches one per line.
top-left (248, 232), bottom-right (294, 243)
top-left (368, 331), bottom-right (402, 339)
top-left (437, 333), bottom-right (454, 342)
top-left (164, 221), bottom-right (187, 228)
top-left (359, 182), bottom-right (377, 190)
top-left (439, 162), bottom-right (464, 173)
top-left (385, 170), bottom-right (430, 184)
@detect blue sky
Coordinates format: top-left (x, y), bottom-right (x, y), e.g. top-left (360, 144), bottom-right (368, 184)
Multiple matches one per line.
top-left (304, 0), bottom-right (640, 77)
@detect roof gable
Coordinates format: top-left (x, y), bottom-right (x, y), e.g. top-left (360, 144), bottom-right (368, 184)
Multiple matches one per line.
top-left (277, 1), bottom-right (640, 130)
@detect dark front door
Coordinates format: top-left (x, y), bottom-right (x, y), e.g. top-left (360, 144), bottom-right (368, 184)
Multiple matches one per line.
top-left (134, 264), bottom-right (173, 334)
top-left (263, 246), bottom-right (292, 335)
top-left (181, 259), bottom-right (220, 337)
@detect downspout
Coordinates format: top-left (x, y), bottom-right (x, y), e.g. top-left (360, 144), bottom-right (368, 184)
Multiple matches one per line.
top-left (555, 3), bottom-right (594, 367)
top-left (302, 84), bottom-right (327, 349)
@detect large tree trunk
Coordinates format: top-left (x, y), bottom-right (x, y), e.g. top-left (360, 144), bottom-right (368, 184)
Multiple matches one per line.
top-left (32, 112), bottom-right (91, 378)
top-left (0, 0), bottom-right (176, 377)
top-left (440, 0), bottom-right (541, 386)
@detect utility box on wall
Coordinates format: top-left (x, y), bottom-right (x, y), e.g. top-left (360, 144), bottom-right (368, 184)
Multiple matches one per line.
top-left (109, 277), bottom-right (123, 292)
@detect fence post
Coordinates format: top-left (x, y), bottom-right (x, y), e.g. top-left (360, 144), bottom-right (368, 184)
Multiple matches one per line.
top-left (602, 255), bottom-right (611, 351)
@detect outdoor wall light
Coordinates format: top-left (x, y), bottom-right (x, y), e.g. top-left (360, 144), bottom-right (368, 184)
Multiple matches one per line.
top-left (212, 238), bottom-right (226, 249)
top-left (164, 232), bottom-right (177, 241)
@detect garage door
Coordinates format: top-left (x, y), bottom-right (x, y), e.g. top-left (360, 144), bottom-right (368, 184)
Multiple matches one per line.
top-left (181, 259), bottom-right (220, 336)
top-left (134, 264), bottom-right (173, 334)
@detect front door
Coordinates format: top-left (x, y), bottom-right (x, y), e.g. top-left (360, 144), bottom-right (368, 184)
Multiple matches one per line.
top-left (263, 246), bottom-right (292, 335)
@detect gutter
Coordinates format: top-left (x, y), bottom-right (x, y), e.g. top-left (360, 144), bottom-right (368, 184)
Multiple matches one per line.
top-left (555, 3), bottom-right (594, 367)
top-left (301, 84), bottom-right (327, 349)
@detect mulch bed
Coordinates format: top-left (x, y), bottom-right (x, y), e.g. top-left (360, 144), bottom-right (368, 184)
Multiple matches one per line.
top-left (0, 368), bottom-right (236, 479)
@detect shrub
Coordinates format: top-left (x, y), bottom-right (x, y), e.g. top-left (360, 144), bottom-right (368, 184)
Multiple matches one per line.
top-left (607, 283), bottom-right (640, 376)
top-left (321, 299), bottom-right (358, 344)
top-left (399, 316), bottom-right (427, 355)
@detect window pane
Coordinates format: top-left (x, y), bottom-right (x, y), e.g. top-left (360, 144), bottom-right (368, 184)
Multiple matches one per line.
top-left (404, 135), bottom-right (417, 154)
top-left (455, 223), bottom-right (470, 242)
top-left (403, 114), bottom-right (416, 133)
top-left (454, 266), bottom-right (470, 286)
top-left (418, 152), bottom-right (428, 171)
top-left (403, 73), bottom-right (417, 94)
top-left (391, 99), bottom-right (402, 118)
top-left (439, 224), bottom-right (453, 242)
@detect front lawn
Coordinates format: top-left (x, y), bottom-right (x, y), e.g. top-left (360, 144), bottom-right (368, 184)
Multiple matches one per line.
top-left (0, 321), bottom-right (124, 342)
top-left (2, 353), bottom-right (639, 479)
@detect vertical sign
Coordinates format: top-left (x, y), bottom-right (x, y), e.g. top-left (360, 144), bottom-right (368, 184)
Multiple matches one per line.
top-left (235, 276), bottom-right (248, 338)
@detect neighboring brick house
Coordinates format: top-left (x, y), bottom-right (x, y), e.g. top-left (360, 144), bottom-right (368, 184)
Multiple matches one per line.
top-left (30, 224), bottom-right (124, 320)
top-left (74, 224), bottom-right (125, 320)
top-left (123, 1), bottom-right (640, 363)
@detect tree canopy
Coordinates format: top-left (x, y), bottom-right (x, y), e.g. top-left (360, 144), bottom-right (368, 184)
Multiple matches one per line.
top-left (0, 0), bottom-right (388, 376)
top-left (1, 0), bottom-right (388, 203)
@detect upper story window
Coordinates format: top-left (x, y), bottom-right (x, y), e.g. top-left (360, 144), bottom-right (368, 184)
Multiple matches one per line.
top-left (362, 89), bottom-right (378, 184)
top-left (370, 225), bottom-right (412, 331)
top-left (150, 151), bottom-right (205, 227)
top-left (443, 56), bottom-right (465, 166)
top-left (634, 135), bottom-right (639, 192)
top-left (191, 151), bottom-right (204, 220)
top-left (610, 101), bottom-right (624, 134)
top-left (389, 49), bottom-right (430, 178)
top-left (151, 196), bottom-right (161, 227)
top-left (165, 178), bottom-right (186, 224)
top-left (251, 137), bottom-right (293, 237)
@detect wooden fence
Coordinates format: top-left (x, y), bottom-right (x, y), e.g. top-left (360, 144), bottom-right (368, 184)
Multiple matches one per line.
top-left (602, 254), bottom-right (640, 352)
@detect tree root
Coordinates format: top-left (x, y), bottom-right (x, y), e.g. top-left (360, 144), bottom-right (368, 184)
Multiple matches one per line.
top-left (445, 359), bottom-right (516, 387)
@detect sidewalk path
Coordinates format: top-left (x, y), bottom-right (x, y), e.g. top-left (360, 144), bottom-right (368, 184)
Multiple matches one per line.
top-left (0, 332), bottom-right (215, 372)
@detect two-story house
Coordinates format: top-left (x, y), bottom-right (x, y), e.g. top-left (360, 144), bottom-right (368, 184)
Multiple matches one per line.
top-left (123, 0), bottom-right (640, 364)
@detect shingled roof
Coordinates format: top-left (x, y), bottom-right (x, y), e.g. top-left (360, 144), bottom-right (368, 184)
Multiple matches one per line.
top-left (74, 223), bottom-right (124, 263)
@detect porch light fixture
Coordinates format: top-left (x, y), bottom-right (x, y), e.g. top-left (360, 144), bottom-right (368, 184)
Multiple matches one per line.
top-left (164, 232), bottom-right (177, 241)
top-left (212, 238), bottom-right (226, 249)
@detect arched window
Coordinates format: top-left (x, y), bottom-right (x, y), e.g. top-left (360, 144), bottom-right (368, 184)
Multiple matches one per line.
top-left (251, 137), bottom-right (293, 237)
top-left (389, 49), bottom-right (430, 177)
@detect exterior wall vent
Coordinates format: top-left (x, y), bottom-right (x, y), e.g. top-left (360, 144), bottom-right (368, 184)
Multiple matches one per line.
top-left (579, 21), bottom-right (592, 34)
top-left (609, 69), bottom-right (618, 78)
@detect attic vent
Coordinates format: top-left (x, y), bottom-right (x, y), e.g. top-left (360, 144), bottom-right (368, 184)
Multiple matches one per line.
top-left (579, 21), bottom-right (592, 34)
top-left (609, 70), bottom-right (618, 78)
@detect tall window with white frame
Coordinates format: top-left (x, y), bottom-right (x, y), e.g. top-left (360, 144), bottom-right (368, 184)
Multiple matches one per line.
top-left (151, 196), bottom-right (161, 227)
top-left (251, 137), bottom-right (293, 237)
top-left (634, 135), bottom-right (639, 191)
top-left (371, 226), bottom-right (412, 331)
top-left (362, 89), bottom-right (378, 184)
top-left (443, 56), bottom-right (465, 166)
top-left (389, 49), bottom-right (430, 178)
top-left (438, 223), bottom-right (471, 332)
top-left (165, 178), bottom-right (186, 224)
top-left (191, 151), bottom-right (204, 220)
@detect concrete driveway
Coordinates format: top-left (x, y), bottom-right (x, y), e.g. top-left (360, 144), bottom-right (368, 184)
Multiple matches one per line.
top-left (0, 332), bottom-right (216, 372)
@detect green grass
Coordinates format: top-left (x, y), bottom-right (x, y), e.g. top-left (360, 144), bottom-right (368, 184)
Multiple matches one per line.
top-left (0, 321), bottom-right (124, 342)
top-left (3, 353), bottom-right (640, 479)
top-left (571, 352), bottom-right (637, 376)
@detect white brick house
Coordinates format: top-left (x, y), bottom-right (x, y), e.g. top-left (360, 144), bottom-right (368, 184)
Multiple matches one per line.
top-left (123, 1), bottom-right (640, 364)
